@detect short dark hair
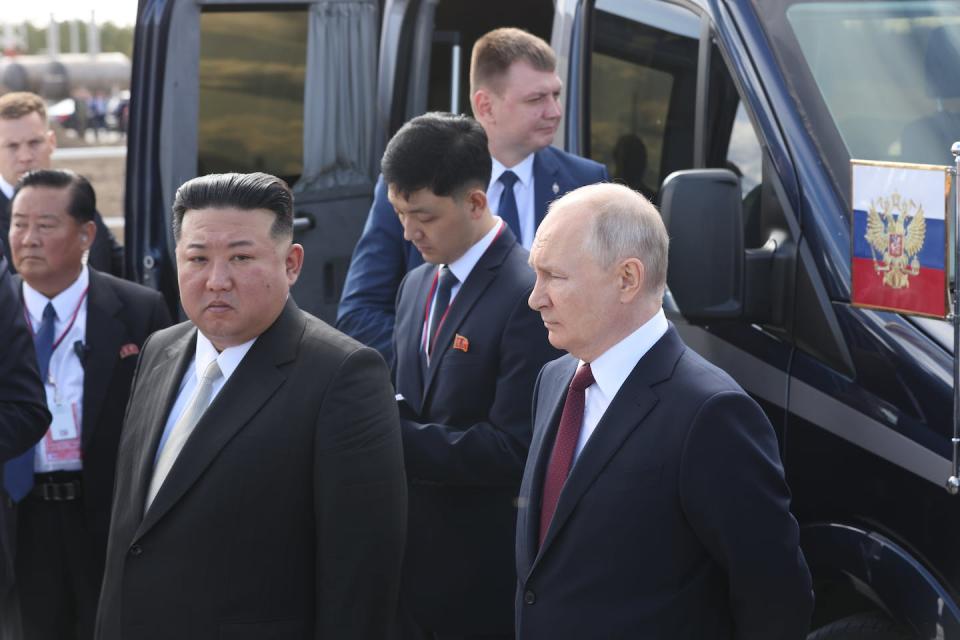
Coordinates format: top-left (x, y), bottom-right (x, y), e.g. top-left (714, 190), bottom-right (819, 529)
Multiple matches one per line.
top-left (14, 169), bottom-right (96, 224)
top-left (470, 28), bottom-right (556, 94)
top-left (381, 112), bottom-right (491, 199)
top-left (171, 172), bottom-right (294, 241)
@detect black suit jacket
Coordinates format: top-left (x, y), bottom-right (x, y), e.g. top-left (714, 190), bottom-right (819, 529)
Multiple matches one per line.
top-left (393, 226), bottom-right (559, 634)
top-left (0, 249), bottom-right (48, 462)
top-left (0, 268), bottom-right (170, 598)
top-left (1, 190), bottom-right (124, 276)
top-left (515, 327), bottom-right (814, 639)
top-left (96, 298), bottom-right (407, 640)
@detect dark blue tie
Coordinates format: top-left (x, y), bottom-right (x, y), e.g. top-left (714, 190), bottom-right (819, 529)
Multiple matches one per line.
top-left (427, 266), bottom-right (458, 359)
top-left (498, 170), bottom-right (522, 242)
top-left (4, 302), bottom-right (56, 502)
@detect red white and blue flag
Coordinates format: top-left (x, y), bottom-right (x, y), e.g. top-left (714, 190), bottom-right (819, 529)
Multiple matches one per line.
top-left (851, 160), bottom-right (950, 318)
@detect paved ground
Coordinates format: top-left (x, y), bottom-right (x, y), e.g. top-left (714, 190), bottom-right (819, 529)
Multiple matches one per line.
top-left (52, 145), bottom-right (126, 244)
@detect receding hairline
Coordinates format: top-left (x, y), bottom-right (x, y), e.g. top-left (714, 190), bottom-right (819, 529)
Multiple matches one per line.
top-left (545, 182), bottom-right (664, 257)
top-left (531, 200), bottom-right (593, 255)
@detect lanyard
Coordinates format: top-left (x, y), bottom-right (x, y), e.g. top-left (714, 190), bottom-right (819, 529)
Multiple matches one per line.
top-left (23, 286), bottom-right (89, 357)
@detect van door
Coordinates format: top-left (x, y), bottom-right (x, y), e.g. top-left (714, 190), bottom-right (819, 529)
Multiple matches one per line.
top-left (127, 0), bottom-right (381, 322)
top-left (569, 0), bottom-right (806, 445)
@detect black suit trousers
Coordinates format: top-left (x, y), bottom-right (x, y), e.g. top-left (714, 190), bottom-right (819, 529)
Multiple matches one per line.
top-left (16, 493), bottom-right (99, 640)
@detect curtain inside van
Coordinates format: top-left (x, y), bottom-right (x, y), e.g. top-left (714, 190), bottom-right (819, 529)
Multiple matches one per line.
top-left (298, 0), bottom-right (378, 191)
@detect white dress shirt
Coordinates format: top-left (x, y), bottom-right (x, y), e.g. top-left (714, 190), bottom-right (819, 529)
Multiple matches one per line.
top-left (154, 331), bottom-right (256, 464)
top-left (487, 154), bottom-right (535, 249)
top-left (423, 218), bottom-right (504, 348)
top-left (574, 308), bottom-right (669, 462)
top-left (22, 265), bottom-right (89, 472)
top-left (0, 175), bottom-right (13, 200)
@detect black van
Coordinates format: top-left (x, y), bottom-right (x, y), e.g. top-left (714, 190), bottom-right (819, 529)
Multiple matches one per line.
top-left (129, 0), bottom-right (960, 635)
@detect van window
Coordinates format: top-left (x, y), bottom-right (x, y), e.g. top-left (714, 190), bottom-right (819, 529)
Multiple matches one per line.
top-left (752, 0), bottom-right (960, 201)
top-left (589, 0), bottom-right (700, 199)
top-left (787, 2), bottom-right (960, 167)
top-left (725, 104), bottom-right (762, 197)
top-left (198, 8), bottom-right (307, 183)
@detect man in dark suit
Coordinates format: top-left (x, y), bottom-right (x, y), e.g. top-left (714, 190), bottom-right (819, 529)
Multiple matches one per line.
top-left (337, 27), bottom-right (608, 361)
top-left (0, 246), bottom-right (49, 464)
top-left (0, 92), bottom-right (123, 275)
top-left (0, 245), bottom-right (49, 640)
top-left (386, 113), bottom-right (558, 639)
top-left (96, 172), bottom-right (407, 640)
top-left (0, 170), bottom-right (171, 640)
top-left (517, 183), bottom-right (813, 639)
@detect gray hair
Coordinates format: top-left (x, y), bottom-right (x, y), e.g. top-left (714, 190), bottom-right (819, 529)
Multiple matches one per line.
top-left (558, 183), bottom-right (669, 296)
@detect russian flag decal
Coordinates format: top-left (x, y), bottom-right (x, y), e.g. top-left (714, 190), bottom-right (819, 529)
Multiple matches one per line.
top-left (851, 160), bottom-right (950, 318)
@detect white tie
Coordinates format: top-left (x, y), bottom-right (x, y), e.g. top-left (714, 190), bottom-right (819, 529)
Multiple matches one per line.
top-left (145, 359), bottom-right (223, 510)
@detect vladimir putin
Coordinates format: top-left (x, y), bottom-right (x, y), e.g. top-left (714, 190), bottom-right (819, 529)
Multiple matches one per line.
top-left (516, 183), bottom-right (813, 639)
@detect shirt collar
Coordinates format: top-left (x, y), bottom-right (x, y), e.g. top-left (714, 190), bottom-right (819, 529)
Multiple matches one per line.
top-left (490, 153), bottom-right (535, 188)
top-left (194, 330), bottom-right (257, 382)
top-left (22, 265), bottom-right (89, 325)
top-left (446, 218), bottom-right (503, 285)
top-left (0, 175), bottom-right (13, 200)
top-left (585, 308), bottom-right (669, 400)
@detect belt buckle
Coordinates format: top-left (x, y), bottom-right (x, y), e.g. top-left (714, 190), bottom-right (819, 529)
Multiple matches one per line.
top-left (39, 481), bottom-right (78, 501)
top-left (41, 483), bottom-right (58, 501)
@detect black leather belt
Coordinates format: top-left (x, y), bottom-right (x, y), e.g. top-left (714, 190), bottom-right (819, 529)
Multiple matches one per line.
top-left (30, 472), bottom-right (83, 502)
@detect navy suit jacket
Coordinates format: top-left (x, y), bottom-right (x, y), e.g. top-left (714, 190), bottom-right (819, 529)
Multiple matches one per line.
top-left (515, 327), bottom-right (814, 640)
top-left (1, 190), bottom-right (125, 276)
top-left (393, 226), bottom-right (559, 634)
top-left (0, 269), bottom-right (170, 600)
top-left (338, 145), bottom-right (608, 361)
top-left (0, 249), bottom-right (48, 463)
top-left (0, 249), bottom-right (48, 623)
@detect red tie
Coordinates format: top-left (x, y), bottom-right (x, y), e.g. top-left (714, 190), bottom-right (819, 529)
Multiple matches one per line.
top-left (539, 363), bottom-right (595, 547)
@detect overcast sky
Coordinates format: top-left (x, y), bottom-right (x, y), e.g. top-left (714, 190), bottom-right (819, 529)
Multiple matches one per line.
top-left (3, 1), bottom-right (137, 27)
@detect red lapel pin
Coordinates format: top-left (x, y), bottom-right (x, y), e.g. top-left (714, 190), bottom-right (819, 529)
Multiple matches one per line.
top-left (453, 334), bottom-right (469, 353)
top-left (119, 343), bottom-right (140, 359)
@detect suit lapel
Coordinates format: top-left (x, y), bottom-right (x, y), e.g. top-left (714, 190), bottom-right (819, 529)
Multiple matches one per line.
top-left (81, 270), bottom-right (126, 449)
top-left (533, 148), bottom-right (561, 226)
top-left (518, 356), bottom-right (576, 577)
top-left (135, 299), bottom-right (304, 539)
top-left (422, 227), bottom-right (517, 398)
top-left (127, 328), bottom-right (196, 516)
top-left (396, 267), bottom-right (432, 415)
top-left (0, 191), bottom-right (10, 267)
top-left (532, 327), bottom-right (687, 566)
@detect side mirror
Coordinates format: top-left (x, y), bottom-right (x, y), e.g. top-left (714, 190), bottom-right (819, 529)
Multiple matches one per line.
top-left (660, 169), bottom-right (745, 322)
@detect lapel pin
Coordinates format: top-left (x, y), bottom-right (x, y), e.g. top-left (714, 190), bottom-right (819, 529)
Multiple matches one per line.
top-left (552, 182), bottom-right (560, 194)
top-left (119, 343), bottom-right (140, 359)
top-left (453, 334), bottom-right (470, 353)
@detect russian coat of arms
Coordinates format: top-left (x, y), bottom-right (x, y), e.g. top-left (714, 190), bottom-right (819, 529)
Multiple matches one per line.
top-left (864, 191), bottom-right (927, 289)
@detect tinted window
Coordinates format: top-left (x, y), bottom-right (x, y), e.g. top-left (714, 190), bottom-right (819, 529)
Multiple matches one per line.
top-left (198, 9), bottom-right (307, 182)
top-left (589, 0), bottom-right (700, 198)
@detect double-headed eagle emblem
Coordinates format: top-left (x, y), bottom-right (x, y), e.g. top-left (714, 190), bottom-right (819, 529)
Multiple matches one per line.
top-left (864, 191), bottom-right (926, 289)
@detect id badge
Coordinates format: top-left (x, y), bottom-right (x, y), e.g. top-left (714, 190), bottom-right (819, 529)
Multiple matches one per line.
top-left (49, 402), bottom-right (79, 441)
